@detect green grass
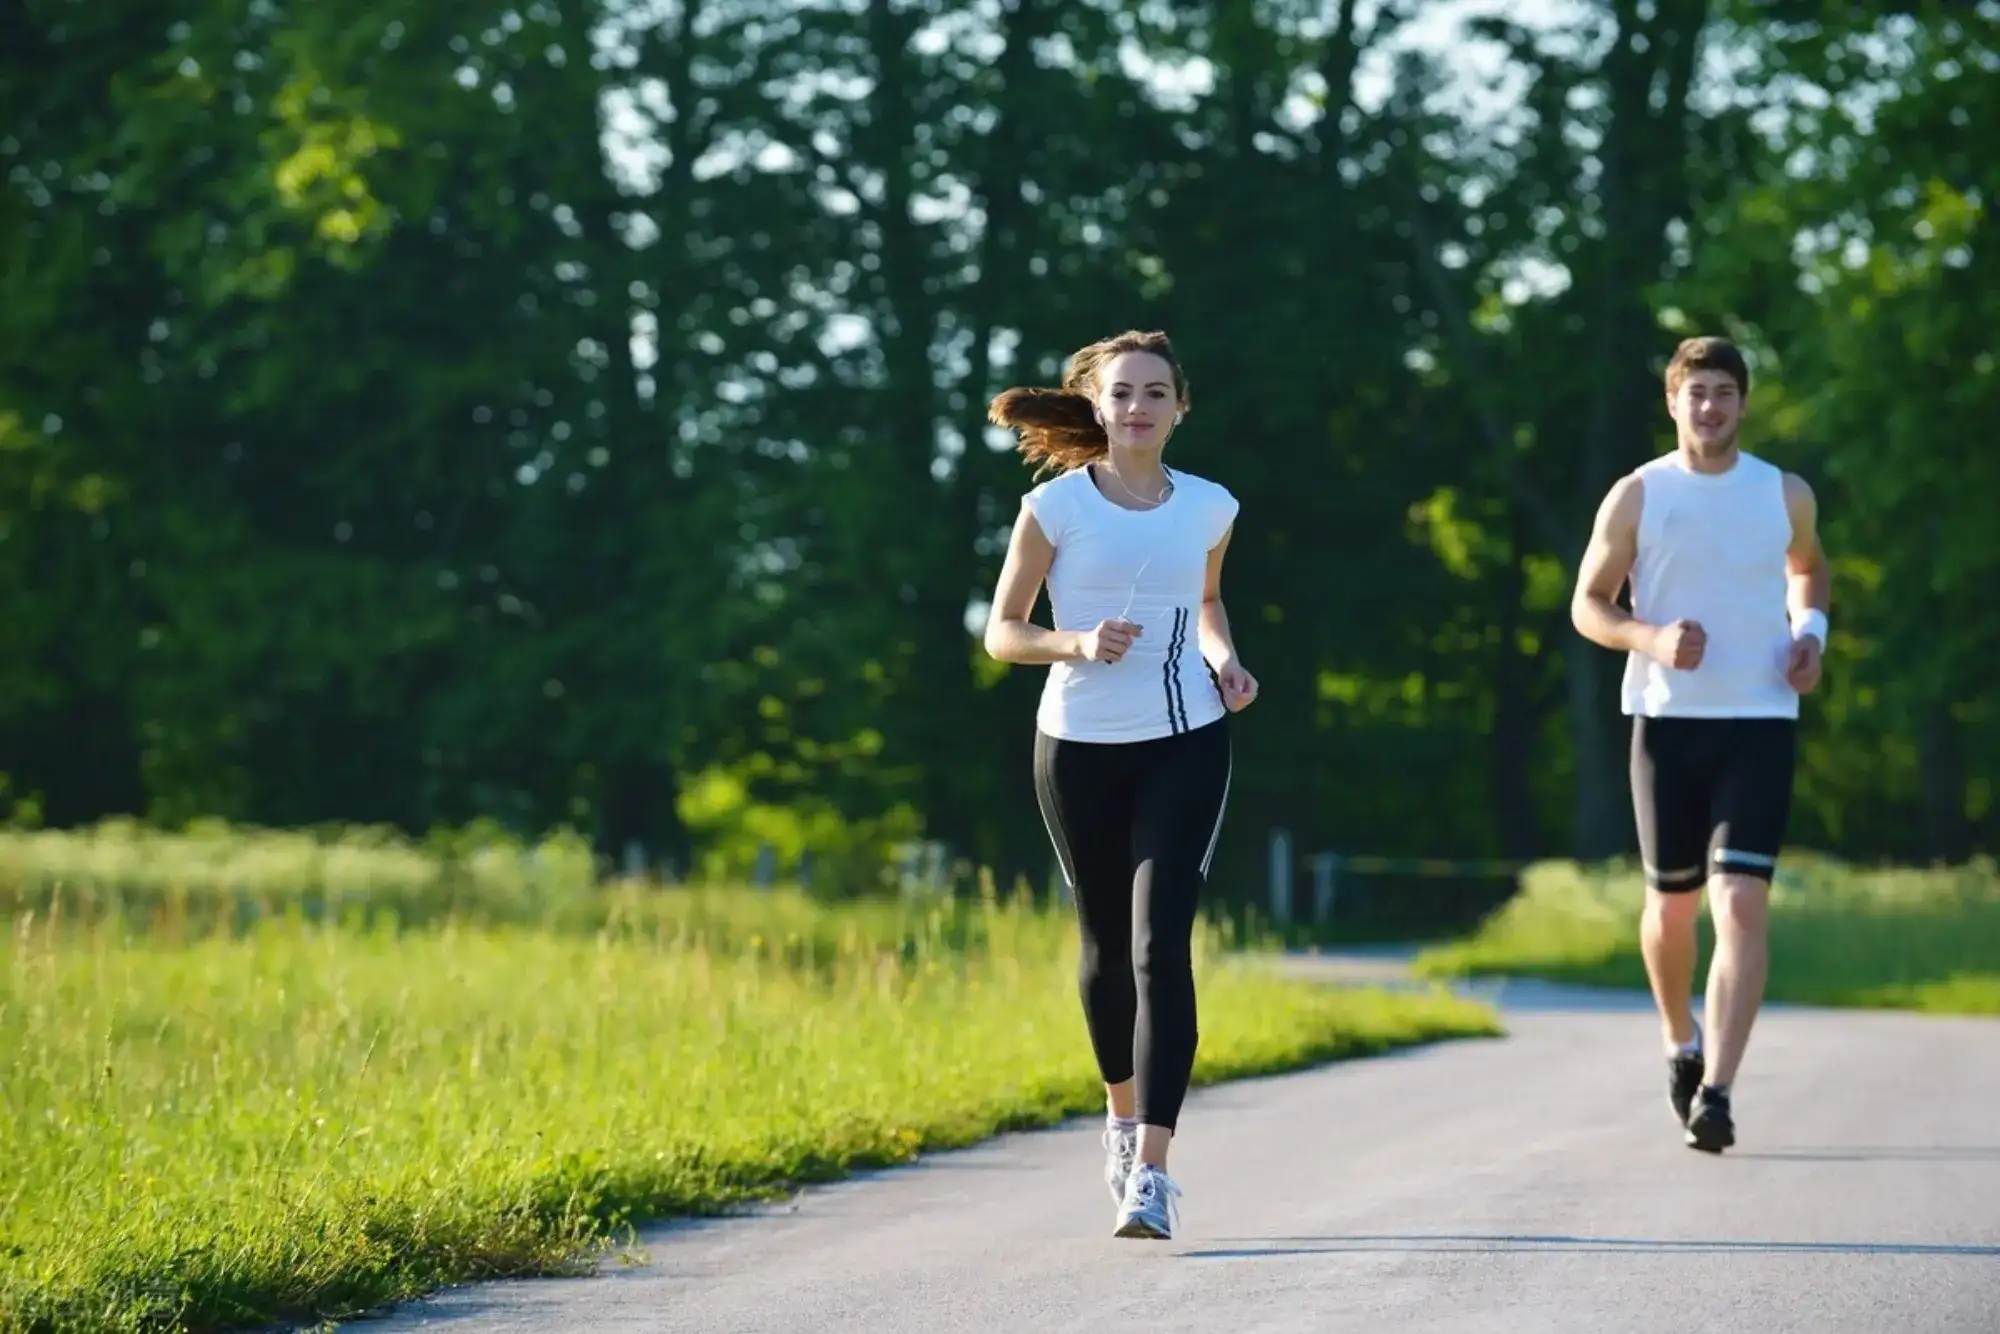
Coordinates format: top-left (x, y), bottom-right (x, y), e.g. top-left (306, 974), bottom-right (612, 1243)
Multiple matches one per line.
top-left (0, 818), bottom-right (600, 931)
top-left (2, 885), bottom-right (1498, 1333)
top-left (1412, 853), bottom-right (2000, 1014)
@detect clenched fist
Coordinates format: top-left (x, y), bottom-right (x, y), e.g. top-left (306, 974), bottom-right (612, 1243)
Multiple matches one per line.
top-left (1215, 658), bottom-right (1259, 712)
top-left (1076, 618), bottom-right (1141, 664)
top-left (1785, 633), bottom-right (1822, 695)
top-left (1648, 619), bottom-right (1706, 671)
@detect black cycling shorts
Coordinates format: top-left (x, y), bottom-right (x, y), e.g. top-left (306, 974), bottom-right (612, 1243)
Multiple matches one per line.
top-left (1629, 716), bottom-right (1797, 892)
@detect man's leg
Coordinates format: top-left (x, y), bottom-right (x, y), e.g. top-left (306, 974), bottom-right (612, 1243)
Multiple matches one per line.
top-left (1643, 885), bottom-right (1703, 1047)
top-left (1631, 716), bottom-right (1714, 1126)
top-left (1700, 871), bottom-right (1771, 1090)
top-left (1687, 871), bottom-right (1770, 1152)
top-left (1685, 717), bottom-right (1797, 1152)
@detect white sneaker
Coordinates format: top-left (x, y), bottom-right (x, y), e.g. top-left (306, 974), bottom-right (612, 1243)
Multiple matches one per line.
top-left (1113, 1163), bottom-right (1182, 1240)
top-left (1102, 1122), bottom-right (1139, 1204)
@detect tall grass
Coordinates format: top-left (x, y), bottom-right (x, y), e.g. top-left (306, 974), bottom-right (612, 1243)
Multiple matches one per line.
top-left (0, 818), bottom-right (599, 932)
top-left (0, 818), bottom-right (1040, 970)
top-left (1, 831), bottom-right (1497, 1334)
top-left (1412, 853), bottom-right (2000, 1013)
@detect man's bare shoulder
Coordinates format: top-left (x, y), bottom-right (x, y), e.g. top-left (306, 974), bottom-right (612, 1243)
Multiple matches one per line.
top-left (1596, 470), bottom-right (1647, 530)
top-left (1780, 470), bottom-right (1819, 545)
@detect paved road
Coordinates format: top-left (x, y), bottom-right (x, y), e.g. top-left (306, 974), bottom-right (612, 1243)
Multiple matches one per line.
top-left (354, 960), bottom-right (2000, 1333)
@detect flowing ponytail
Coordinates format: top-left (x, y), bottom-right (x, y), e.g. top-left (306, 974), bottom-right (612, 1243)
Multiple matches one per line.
top-left (988, 329), bottom-right (1189, 475)
top-left (987, 386), bottom-right (1105, 474)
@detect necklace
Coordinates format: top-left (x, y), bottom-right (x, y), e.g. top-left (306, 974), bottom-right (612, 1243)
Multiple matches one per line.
top-left (1099, 463), bottom-right (1173, 509)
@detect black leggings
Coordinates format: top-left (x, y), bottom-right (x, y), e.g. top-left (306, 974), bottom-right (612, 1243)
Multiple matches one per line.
top-left (1032, 718), bottom-right (1232, 1133)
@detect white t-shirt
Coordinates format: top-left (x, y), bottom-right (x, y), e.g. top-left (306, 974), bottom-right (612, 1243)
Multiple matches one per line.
top-left (1620, 450), bottom-right (1801, 720)
top-left (1020, 464), bottom-right (1240, 743)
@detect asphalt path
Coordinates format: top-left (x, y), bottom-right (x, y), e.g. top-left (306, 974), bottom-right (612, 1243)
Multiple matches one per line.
top-left (349, 956), bottom-right (2000, 1333)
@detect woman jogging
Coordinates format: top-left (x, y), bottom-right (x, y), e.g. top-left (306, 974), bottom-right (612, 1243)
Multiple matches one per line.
top-left (982, 329), bottom-right (1258, 1240)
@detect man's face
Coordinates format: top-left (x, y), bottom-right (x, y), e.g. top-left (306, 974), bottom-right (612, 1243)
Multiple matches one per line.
top-left (1669, 369), bottom-right (1744, 457)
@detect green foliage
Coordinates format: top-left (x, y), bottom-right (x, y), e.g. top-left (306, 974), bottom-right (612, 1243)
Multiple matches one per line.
top-left (0, 0), bottom-right (1994, 885)
top-left (676, 761), bottom-right (924, 897)
top-left (1674, 3), bottom-right (2000, 859)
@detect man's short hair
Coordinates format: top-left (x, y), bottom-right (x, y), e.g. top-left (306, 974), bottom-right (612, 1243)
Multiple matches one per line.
top-left (1665, 336), bottom-right (1750, 397)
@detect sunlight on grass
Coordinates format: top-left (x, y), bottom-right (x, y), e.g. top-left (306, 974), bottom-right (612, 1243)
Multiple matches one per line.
top-left (1, 863), bottom-right (1495, 1333)
top-left (1412, 854), bottom-right (2000, 1014)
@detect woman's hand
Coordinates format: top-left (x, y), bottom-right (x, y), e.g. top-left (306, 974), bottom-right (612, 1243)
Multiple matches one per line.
top-left (1215, 658), bottom-right (1259, 711)
top-left (1076, 618), bottom-right (1142, 664)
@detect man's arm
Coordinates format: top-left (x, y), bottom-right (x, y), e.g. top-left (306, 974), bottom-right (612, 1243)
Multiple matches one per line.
top-left (1570, 474), bottom-right (1657, 656)
top-left (1782, 472), bottom-right (1829, 694)
top-left (1783, 472), bottom-right (1830, 638)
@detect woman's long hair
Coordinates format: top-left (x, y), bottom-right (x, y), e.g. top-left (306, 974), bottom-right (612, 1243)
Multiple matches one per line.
top-left (987, 330), bottom-right (1189, 474)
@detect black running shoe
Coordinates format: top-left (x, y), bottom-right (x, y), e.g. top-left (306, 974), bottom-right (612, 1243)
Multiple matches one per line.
top-left (1669, 1050), bottom-right (1704, 1127)
top-left (1685, 1086), bottom-right (1735, 1153)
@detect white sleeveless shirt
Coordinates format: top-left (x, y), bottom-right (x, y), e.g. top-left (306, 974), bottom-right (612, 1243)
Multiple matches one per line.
top-left (1620, 450), bottom-right (1799, 720)
top-left (1022, 464), bottom-right (1239, 743)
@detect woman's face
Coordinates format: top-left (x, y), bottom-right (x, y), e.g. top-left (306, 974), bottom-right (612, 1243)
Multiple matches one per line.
top-left (1094, 350), bottom-right (1181, 450)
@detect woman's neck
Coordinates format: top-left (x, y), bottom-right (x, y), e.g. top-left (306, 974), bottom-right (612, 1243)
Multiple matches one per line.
top-left (1098, 447), bottom-right (1169, 500)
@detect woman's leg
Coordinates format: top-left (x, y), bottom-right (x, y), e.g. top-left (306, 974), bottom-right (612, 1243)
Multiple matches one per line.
top-left (1032, 730), bottom-right (1140, 1107)
top-left (1127, 718), bottom-right (1232, 1169)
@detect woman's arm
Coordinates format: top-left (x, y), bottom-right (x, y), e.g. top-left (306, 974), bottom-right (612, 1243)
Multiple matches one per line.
top-left (1197, 525), bottom-right (1239, 670)
top-left (983, 508), bottom-right (1087, 664)
top-left (1198, 525), bottom-right (1258, 710)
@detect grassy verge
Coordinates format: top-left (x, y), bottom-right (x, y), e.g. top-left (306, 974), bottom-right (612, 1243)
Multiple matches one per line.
top-left (3, 888), bottom-right (1496, 1333)
top-left (0, 818), bottom-right (599, 930)
top-left (1412, 854), bottom-right (2000, 1014)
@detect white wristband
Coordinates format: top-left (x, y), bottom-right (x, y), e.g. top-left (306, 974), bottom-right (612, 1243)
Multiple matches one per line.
top-left (1791, 608), bottom-right (1828, 645)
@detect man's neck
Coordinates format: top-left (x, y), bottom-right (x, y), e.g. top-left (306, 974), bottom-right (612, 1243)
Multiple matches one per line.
top-left (1676, 439), bottom-right (1741, 476)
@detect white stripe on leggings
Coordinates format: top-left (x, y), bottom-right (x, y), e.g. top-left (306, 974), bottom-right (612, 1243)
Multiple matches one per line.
top-left (1035, 777), bottom-right (1077, 890)
top-left (1199, 745), bottom-right (1233, 877)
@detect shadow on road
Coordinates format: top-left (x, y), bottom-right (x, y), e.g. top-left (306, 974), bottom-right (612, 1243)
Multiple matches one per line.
top-left (1277, 950), bottom-right (1662, 1016)
top-left (1181, 1234), bottom-right (2000, 1259)
top-left (1730, 1145), bottom-right (2000, 1163)
top-left (1451, 978), bottom-right (1663, 1015)
top-left (1176, 1240), bottom-right (2000, 1256)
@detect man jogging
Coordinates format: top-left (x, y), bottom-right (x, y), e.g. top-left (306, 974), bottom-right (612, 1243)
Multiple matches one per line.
top-left (1570, 335), bottom-right (1831, 1153)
